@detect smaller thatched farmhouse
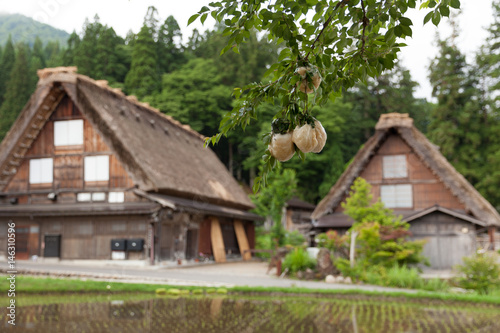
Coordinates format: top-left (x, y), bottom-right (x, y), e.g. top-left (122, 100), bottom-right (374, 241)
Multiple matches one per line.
top-left (312, 113), bottom-right (500, 269)
top-left (0, 67), bottom-right (258, 264)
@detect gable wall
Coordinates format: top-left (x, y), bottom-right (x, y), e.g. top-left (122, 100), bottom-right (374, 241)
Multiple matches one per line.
top-left (2, 95), bottom-right (136, 204)
top-left (335, 133), bottom-right (465, 212)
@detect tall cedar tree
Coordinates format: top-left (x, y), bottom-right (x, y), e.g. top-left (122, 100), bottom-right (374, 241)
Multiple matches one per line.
top-left (157, 16), bottom-right (185, 74)
top-left (474, 1), bottom-right (500, 210)
top-left (0, 36), bottom-right (15, 105)
top-left (428, 33), bottom-right (496, 207)
top-left (125, 23), bottom-right (159, 99)
top-left (95, 26), bottom-right (129, 83)
top-left (32, 36), bottom-right (46, 68)
top-left (0, 44), bottom-right (35, 140)
top-left (63, 31), bottom-right (80, 66)
top-left (74, 16), bottom-right (103, 78)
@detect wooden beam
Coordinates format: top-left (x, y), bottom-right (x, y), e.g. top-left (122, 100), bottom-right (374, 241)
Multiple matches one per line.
top-left (210, 217), bottom-right (226, 263)
top-left (234, 220), bottom-right (251, 261)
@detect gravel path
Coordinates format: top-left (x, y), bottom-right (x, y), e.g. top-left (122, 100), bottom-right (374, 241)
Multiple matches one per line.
top-left (0, 260), bottom-right (418, 293)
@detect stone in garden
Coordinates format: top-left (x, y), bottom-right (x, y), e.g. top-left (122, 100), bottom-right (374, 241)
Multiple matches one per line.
top-left (344, 277), bottom-right (352, 284)
top-left (296, 271), bottom-right (305, 279)
top-left (304, 268), bottom-right (315, 280)
top-left (316, 248), bottom-right (335, 278)
top-left (336, 276), bottom-right (345, 283)
top-left (325, 275), bottom-right (336, 283)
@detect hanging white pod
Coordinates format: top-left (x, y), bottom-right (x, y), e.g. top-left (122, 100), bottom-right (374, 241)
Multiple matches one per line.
top-left (268, 132), bottom-right (295, 162)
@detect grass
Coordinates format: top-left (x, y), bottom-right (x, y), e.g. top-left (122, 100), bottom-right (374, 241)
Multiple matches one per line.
top-left (2, 274), bottom-right (499, 305)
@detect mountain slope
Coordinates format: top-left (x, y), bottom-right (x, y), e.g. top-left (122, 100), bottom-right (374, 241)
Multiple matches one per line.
top-left (0, 13), bottom-right (69, 46)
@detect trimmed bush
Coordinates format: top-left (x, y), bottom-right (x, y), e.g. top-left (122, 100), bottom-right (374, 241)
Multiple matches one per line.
top-left (455, 252), bottom-right (500, 295)
top-left (283, 247), bottom-right (316, 274)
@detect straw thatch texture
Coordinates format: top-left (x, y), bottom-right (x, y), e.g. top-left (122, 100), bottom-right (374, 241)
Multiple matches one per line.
top-left (0, 68), bottom-right (253, 210)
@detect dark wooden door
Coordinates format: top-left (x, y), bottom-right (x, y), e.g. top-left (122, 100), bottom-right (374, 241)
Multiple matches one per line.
top-left (44, 235), bottom-right (61, 257)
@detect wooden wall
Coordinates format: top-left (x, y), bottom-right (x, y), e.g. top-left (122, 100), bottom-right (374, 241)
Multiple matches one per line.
top-left (3, 94), bottom-right (135, 202)
top-left (335, 134), bottom-right (465, 212)
top-left (409, 211), bottom-right (476, 269)
top-left (39, 215), bottom-right (148, 260)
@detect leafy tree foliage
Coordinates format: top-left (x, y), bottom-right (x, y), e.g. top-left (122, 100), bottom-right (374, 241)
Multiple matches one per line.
top-left (158, 16), bottom-right (186, 74)
top-left (125, 23), bottom-right (159, 98)
top-left (0, 35), bottom-right (15, 105)
top-left (250, 168), bottom-right (297, 246)
top-left (0, 44), bottom-right (35, 140)
top-left (191, 0), bottom-right (460, 188)
top-left (333, 178), bottom-right (427, 280)
top-left (428, 22), bottom-right (500, 209)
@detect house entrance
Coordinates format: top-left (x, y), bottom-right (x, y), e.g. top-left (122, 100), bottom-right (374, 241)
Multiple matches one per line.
top-left (16, 225), bottom-right (40, 260)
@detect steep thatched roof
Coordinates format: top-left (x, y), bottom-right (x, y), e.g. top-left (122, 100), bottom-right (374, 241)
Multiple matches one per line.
top-left (0, 67), bottom-right (253, 210)
top-left (312, 113), bottom-right (500, 227)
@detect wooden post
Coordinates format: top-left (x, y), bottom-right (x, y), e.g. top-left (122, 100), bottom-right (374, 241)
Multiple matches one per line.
top-left (350, 231), bottom-right (358, 268)
top-left (234, 220), bottom-right (251, 261)
top-left (210, 217), bottom-right (226, 263)
top-left (489, 226), bottom-right (496, 251)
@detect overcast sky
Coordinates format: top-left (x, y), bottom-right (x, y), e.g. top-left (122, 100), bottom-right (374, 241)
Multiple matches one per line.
top-left (0, 0), bottom-right (495, 100)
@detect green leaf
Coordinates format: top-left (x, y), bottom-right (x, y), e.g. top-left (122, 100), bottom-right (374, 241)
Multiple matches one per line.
top-left (439, 5), bottom-right (450, 17)
top-left (399, 17), bottom-right (412, 27)
top-left (423, 12), bottom-right (433, 25)
top-left (431, 11), bottom-right (441, 26)
top-left (187, 14), bottom-right (200, 26)
top-left (200, 13), bottom-right (209, 24)
top-left (450, 0), bottom-right (460, 9)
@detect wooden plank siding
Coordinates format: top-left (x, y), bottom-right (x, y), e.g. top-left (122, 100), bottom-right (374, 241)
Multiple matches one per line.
top-left (2, 94), bottom-right (136, 203)
top-left (409, 212), bottom-right (476, 269)
top-left (234, 220), bottom-right (251, 260)
top-left (335, 134), bottom-right (465, 213)
top-left (210, 217), bottom-right (226, 263)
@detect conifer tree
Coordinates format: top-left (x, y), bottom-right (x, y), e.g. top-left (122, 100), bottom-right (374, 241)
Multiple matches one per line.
top-left (124, 23), bottom-right (159, 98)
top-left (0, 36), bottom-right (16, 105)
top-left (95, 26), bottom-right (128, 83)
top-left (44, 40), bottom-right (62, 67)
top-left (0, 44), bottom-right (35, 140)
top-left (157, 15), bottom-right (185, 74)
top-left (63, 31), bottom-right (80, 66)
top-left (74, 16), bottom-right (103, 78)
top-left (32, 36), bottom-right (46, 68)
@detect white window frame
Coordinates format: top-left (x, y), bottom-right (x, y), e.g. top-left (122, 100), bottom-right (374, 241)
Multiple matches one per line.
top-left (54, 119), bottom-right (84, 146)
top-left (77, 193), bottom-right (91, 202)
top-left (109, 192), bottom-right (125, 203)
top-left (92, 192), bottom-right (106, 201)
top-left (381, 184), bottom-right (413, 208)
top-left (383, 155), bottom-right (407, 178)
top-left (84, 155), bottom-right (109, 182)
top-left (29, 158), bottom-right (53, 184)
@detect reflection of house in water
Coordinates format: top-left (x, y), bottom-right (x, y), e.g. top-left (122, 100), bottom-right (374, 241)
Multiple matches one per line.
top-left (282, 197), bottom-right (316, 244)
top-left (0, 67), bottom-right (258, 264)
top-left (312, 113), bottom-right (500, 269)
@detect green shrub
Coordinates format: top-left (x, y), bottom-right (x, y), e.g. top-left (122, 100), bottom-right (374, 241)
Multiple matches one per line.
top-left (385, 265), bottom-right (423, 289)
top-left (283, 247), bottom-right (316, 274)
top-left (255, 227), bottom-right (272, 259)
top-left (422, 278), bottom-right (450, 292)
top-left (284, 230), bottom-right (306, 247)
top-left (455, 253), bottom-right (500, 295)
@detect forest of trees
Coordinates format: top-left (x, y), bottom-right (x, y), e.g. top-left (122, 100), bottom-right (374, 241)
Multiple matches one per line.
top-left (0, 3), bottom-right (499, 210)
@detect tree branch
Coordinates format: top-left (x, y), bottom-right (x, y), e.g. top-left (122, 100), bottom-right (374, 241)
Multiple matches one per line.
top-left (305, 0), bottom-right (350, 61)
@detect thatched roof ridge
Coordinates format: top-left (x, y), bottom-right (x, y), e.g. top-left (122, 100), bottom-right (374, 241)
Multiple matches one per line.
top-left (312, 113), bottom-right (500, 227)
top-left (0, 67), bottom-right (254, 210)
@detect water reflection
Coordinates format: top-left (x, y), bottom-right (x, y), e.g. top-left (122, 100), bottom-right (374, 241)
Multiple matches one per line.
top-left (2, 294), bottom-right (499, 332)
